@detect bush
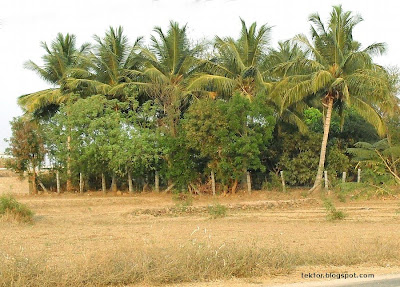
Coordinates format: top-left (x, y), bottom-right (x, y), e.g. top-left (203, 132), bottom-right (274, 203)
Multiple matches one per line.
top-left (0, 194), bottom-right (34, 223)
top-left (207, 203), bottom-right (227, 219)
top-left (323, 198), bottom-right (346, 221)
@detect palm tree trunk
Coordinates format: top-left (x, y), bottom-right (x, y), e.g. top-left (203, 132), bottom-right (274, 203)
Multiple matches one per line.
top-left (311, 96), bottom-right (334, 192)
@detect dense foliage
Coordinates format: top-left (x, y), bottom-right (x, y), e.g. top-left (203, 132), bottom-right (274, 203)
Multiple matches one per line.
top-left (7, 5), bottom-right (400, 194)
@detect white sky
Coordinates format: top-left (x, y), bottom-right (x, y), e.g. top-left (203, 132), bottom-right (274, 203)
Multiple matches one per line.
top-left (1, 0), bottom-right (399, 152)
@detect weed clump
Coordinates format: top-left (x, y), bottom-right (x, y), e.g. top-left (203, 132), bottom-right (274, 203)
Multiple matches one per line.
top-left (323, 198), bottom-right (346, 221)
top-left (0, 194), bottom-right (34, 223)
top-left (208, 203), bottom-right (227, 218)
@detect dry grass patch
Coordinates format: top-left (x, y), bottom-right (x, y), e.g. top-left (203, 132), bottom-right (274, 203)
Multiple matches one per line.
top-left (1, 239), bottom-right (399, 287)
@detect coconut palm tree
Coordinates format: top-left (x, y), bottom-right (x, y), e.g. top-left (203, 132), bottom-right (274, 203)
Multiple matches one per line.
top-left (264, 40), bottom-right (312, 134)
top-left (66, 26), bottom-right (143, 101)
top-left (135, 21), bottom-right (204, 137)
top-left (19, 33), bottom-right (90, 191)
top-left (189, 19), bottom-right (272, 99)
top-left (276, 5), bottom-right (397, 191)
top-left (19, 33), bottom-right (90, 117)
top-left (65, 26), bottom-right (144, 192)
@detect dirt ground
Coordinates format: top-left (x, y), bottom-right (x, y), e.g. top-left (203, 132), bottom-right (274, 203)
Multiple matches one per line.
top-left (1, 190), bottom-right (400, 286)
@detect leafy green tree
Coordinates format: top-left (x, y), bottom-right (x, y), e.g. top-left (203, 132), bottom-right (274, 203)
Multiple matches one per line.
top-left (6, 117), bottom-right (45, 194)
top-left (183, 93), bottom-right (275, 193)
top-left (276, 5), bottom-right (398, 191)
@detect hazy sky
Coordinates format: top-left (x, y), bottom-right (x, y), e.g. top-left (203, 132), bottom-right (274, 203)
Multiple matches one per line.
top-left (1, 0), bottom-right (399, 152)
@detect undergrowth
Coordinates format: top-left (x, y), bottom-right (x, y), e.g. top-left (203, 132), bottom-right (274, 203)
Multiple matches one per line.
top-left (0, 194), bottom-right (34, 223)
top-left (323, 198), bottom-right (346, 221)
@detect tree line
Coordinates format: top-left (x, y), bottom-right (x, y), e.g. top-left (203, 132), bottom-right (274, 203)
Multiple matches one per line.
top-left (6, 5), bottom-right (400, 194)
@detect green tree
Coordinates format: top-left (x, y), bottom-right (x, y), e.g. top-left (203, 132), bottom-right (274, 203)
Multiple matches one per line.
top-left (6, 117), bottom-right (45, 194)
top-left (277, 5), bottom-right (397, 191)
top-left (183, 94), bottom-right (275, 193)
top-left (19, 33), bottom-right (90, 191)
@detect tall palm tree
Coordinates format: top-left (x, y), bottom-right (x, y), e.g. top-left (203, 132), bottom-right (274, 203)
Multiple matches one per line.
top-left (66, 26), bottom-right (143, 192)
top-left (19, 33), bottom-right (90, 191)
top-left (135, 21), bottom-right (204, 136)
top-left (277, 5), bottom-right (397, 191)
top-left (189, 19), bottom-right (272, 99)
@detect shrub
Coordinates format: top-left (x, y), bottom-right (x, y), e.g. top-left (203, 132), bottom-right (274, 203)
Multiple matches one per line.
top-left (207, 203), bottom-right (227, 219)
top-left (323, 198), bottom-right (346, 221)
top-left (0, 194), bottom-right (34, 223)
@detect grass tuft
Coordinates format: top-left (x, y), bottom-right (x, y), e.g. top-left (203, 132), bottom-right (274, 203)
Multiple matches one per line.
top-left (323, 198), bottom-right (346, 221)
top-left (0, 194), bottom-right (34, 223)
top-left (208, 203), bottom-right (227, 219)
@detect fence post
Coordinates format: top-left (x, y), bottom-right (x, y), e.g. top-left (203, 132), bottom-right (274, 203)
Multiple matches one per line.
top-left (357, 168), bottom-right (361, 183)
top-left (280, 171), bottom-right (286, 192)
top-left (342, 171), bottom-right (346, 183)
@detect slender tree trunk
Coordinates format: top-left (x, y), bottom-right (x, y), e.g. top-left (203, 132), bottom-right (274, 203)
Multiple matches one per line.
top-left (311, 96), bottom-right (334, 192)
top-left (38, 179), bottom-right (48, 193)
top-left (211, 170), bottom-right (216, 196)
top-left (110, 174), bottom-right (117, 193)
top-left (246, 171), bottom-right (252, 194)
top-left (231, 179), bottom-right (238, 194)
top-left (128, 171), bottom-right (133, 193)
top-left (155, 171), bottom-right (160, 192)
top-left (101, 173), bottom-right (107, 194)
top-left (79, 173), bottom-right (84, 193)
top-left (32, 171), bottom-right (38, 195)
top-left (66, 135), bottom-right (73, 191)
top-left (56, 170), bottom-right (61, 194)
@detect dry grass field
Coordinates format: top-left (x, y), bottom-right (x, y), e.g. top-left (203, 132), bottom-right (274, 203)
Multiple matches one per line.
top-left (1, 190), bottom-right (400, 286)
